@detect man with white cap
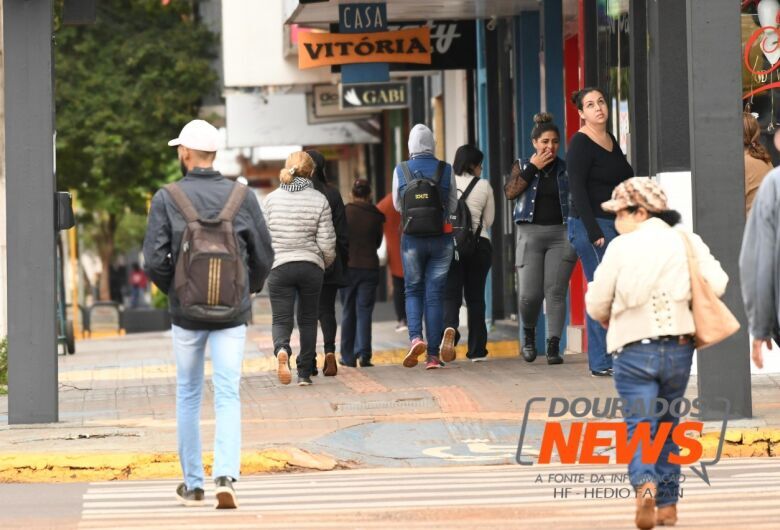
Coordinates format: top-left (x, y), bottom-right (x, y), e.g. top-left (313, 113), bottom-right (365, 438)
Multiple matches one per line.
top-left (143, 119), bottom-right (274, 509)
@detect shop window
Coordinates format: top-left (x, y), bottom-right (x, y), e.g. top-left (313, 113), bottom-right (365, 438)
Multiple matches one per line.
top-left (596, 0), bottom-right (631, 161)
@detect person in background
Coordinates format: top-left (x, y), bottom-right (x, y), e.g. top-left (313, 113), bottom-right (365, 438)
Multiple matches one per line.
top-left (586, 178), bottom-right (727, 530)
top-left (340, 179), bottom-right (385, 367)
top-left (263, 151), bottom-right (336, 387)
top-left (504, 113), bottom-right (576, 365)
top-left (393, 124), bottom-right (458, 370)
top-left (377, 192), bottom-right (406, 332)
top-left (567, 87), bottom-right (634, 377)
top-left (129, 263), bottom-right (148, 308)
top-left (743, 112), bottom-right (773, 216)
top-left (307, 150), bottom-right (349, 377)
top-left (443, 145), bottom-right (494, 361)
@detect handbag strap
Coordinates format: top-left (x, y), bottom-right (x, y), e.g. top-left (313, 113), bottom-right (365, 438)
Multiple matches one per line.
top-left (679, 231), bottom-right (700, 277)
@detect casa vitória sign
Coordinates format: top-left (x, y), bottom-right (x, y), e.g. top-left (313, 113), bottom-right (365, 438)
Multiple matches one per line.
top-left (298, 27), bottom-right (431, 69)
top-left (340, 81), bottom-right (409, 110)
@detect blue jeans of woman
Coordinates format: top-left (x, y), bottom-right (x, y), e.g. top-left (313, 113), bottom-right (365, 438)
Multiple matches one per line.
top-left (567, 216), bottom-right (618, 371)
top-left (340, 267), bottom-right (380, 364)
top-left (613, 338), bottom-right (695, 507)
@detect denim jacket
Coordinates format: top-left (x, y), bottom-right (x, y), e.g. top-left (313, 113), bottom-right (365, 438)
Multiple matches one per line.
top-left (512, 157), bottom-right (569, 224)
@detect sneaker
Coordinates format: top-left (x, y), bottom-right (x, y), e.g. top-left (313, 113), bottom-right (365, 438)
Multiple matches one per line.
top-left (591, 368), bottom-right (613, 377)
top-left (522, 327), bottom-right (537, 363)
top-left (469, 355), bottom-right (488, 363)
top-left (359, 359), bottom-right (374, 367)
top-left (546, 337), bottom-right (563, 365)
top-left (338, 358), bottom-right (357, 368)
top-left (403, 338), bottom-right (428, 368)
top-left (175, 483), bottom-right (205, 507)
top-left (323, 352), bottom-right (338, 376)
top-left (439, 327), bottom-right (457, 363)
top-left (276, 349), bottom-right (292, 385)
top-left (311, 360), bottom-right (319, 377)
top-left (214, 476), bottom-right (238, 509)
top-left (298, 375), bottom-right (313, 386)
top-left (425, 355), bottom-right (444, 370)
top-left (395, 320), bottom-right (408, 332)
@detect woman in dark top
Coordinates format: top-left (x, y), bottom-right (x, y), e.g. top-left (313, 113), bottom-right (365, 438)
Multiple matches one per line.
top-left (504, 113), bottom-right (576, 365)
top-left (566, 87), bottom-right (634, 377)
top-left (340, 179), bottom-right (385, 367)
top-left (307, 150), bottom-right (349, 378)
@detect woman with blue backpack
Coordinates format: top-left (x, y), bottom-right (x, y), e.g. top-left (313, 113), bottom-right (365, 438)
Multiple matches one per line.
top-left (504, 112), bottom-right (576, 366)
top-left (442, 145), bottom-right (495, 361)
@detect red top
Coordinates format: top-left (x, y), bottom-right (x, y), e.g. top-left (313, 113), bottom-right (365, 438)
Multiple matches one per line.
top-left (376, 193), bottom-right (404, 278)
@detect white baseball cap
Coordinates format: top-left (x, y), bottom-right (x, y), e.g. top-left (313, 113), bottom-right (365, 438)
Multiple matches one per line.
top-left (168, 119), bottom-right (220, 152)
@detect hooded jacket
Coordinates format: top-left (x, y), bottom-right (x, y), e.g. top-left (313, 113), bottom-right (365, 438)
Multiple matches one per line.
top-left (391, 124), bottom-right (458, 217)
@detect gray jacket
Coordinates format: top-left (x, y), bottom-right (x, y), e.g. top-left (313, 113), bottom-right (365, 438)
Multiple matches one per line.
top-left (262, 185), bottom-right (336, 270)
top-left (740, 167), bottom-right (780, 342)
top-left (143, 168), bottom-right (274, 330)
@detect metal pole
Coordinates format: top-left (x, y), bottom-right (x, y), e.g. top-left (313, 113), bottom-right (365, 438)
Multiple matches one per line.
top-left (687, 0), bottom-right (751, 420)
top-left (4, 0), bottom-right (58, 424)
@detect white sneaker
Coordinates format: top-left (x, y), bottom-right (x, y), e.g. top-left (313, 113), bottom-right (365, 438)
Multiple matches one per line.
top-left (395, 321), bottom-right (408, 332)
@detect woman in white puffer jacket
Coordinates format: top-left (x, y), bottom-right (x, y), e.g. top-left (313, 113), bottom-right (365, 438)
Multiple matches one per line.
top-left (263, 151), bottom-right (336, 387)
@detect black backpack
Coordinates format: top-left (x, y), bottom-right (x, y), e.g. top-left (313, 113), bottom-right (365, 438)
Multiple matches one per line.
top-left (451, 177), bottom-right (482, 259)
top-left (164, 182), bottom-right (248, 323)
top-left (399, 160), bottom-right (446, 237)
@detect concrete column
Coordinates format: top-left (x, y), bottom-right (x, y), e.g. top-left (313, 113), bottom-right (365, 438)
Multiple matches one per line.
top-left (0, 2), bottom-right (7, 337)
top-left (4, 0), bottom-right (58, 424)
top-left (687, 0), bottom-right (751, 420)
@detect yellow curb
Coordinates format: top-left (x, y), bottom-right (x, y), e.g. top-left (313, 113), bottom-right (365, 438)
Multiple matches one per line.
top-left (0, 448), bottom-right (338, 483)
top-left (58, 340), bottom-right (521, 383)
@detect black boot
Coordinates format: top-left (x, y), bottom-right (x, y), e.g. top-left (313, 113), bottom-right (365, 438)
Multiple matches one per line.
top-left (546, 336), bottom-right (563, 365)
top-left (522, 327), bottom-right (537, 362)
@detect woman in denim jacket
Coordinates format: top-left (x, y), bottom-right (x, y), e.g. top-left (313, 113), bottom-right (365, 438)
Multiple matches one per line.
top-left (504, 113), bottom-right (576, 365)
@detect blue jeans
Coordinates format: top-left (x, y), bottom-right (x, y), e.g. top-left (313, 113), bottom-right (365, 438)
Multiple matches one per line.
top-left (613, 339), bottom-right (694, 507)
top-left (340, 268), bottom-right (379, 364)
top-left (567, 216), bottom-right (618, 371)
top-left (402, 234), bottom-right (454, 356)
top-left (172, 324), bottom-right (246, 489)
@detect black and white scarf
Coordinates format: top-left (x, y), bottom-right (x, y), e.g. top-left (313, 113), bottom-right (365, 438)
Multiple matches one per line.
top-left (280, 176), bottom-right (311, 192)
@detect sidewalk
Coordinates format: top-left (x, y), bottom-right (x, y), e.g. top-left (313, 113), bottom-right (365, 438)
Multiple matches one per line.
top-left (1, 299), bottom-right (779, 482)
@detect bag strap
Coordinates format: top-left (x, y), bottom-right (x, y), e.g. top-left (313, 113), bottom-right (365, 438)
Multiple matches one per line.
top-left (432, 160), bottom-right (445, 185)
top-left (219, 183), bottom-right (249, 222)
top-left (400, 162), bottom-right (414, 185)
top-left (164, 183), bottom-right (199, 224)
top-left (460, 177), bottom-right (480, 202)
top-left (679, 231), bottom-right (701, 279)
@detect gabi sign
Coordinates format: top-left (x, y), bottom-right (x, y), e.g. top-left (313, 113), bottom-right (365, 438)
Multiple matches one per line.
top-left (298, 27), bottom-right (431, 69)
top-left (340, 81), bottom-right (409, 110)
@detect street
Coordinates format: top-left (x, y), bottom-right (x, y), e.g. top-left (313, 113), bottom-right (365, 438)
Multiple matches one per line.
top-left (2, 459), bottom-right (780, 529)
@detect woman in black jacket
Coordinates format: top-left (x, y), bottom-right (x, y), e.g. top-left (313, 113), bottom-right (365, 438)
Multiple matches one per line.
top-left (307, 150), bottom-right (349, 377)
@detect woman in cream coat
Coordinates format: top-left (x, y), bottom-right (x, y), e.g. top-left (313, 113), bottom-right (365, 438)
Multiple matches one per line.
top-left (585, 177), bottom-right (728, 530)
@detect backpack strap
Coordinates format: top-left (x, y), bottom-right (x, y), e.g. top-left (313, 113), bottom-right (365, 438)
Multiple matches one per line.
top-left (399, 161), bottom-right (414, 184)
top-left (460, 177), bottom-right (480, 202)
top-left (164, 183), bottom-right (199, 223)
top-left (219, 183), bottom-right (249, 222)
top-left (432, 160), bottom-right (446, 184)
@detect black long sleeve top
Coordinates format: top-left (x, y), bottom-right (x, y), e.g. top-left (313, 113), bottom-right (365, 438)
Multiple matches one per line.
top-left (520, 160), bottom-right (564, 225)
top-left (566, 132), bottom-right (634, 242)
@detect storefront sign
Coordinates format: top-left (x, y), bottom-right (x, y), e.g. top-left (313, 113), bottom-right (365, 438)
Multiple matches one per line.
top-left (312, 84), bottom-right (378, 119)
top-left (298, 27), bottom-right (432, 69)
top-left (390, 20), bottom-right (476, 71)
top-left (339, 3), bottom-right (386, 32)
top-left (340, 81), bottom-right (409, 110)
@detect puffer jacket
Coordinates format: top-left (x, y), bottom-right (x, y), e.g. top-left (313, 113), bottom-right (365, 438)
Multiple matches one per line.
top-left (262, 183), bottom-right (336, 270)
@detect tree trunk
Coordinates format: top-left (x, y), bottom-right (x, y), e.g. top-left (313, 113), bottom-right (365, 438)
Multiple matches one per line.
top-left (95, 214), bottom-right (117, 302)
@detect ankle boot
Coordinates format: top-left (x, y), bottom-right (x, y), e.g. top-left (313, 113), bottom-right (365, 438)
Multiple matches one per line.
top-left (656, 504), bottom-right (677, 526)
top-left (521, 327), bottom-right (537, 362)
top-left (546, 336), bottom-right (563, 365)
top-left (635, 482), bottom-right (657, 530)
